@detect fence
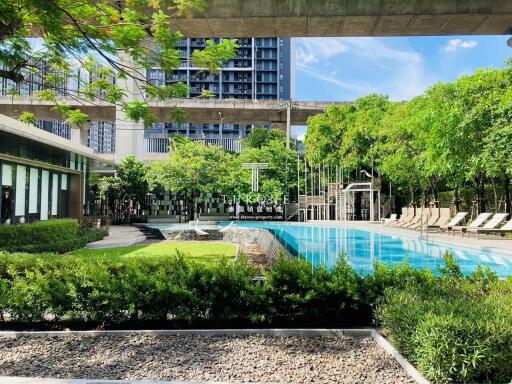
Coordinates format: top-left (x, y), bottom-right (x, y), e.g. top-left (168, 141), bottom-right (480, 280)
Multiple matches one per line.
top-left (144, 137), bottom-right (243, 154)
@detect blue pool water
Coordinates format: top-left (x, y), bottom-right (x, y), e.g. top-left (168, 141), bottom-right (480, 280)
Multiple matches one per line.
top-left (148, 222), bottom-right (512, 277)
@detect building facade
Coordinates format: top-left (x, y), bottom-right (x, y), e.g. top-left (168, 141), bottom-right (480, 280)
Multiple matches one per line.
top-left (0, 114), bottom-right (108, 225)
top-left (145, 37), bottom-right (295, 152)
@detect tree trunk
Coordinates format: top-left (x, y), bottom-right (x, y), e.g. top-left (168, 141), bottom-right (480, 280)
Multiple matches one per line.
top-left (491, 177), bottom-right (498, 212)
top-left (475, 174), bottom-right (486, 215)
top-left (453, 186), bottom-right (462, 212)
top-left (504, 176), bottom-right (511, 215)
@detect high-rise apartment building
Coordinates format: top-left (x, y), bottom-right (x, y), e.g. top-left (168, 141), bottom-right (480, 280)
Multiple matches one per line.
top-left (145, 37), bottom-right (295, 143)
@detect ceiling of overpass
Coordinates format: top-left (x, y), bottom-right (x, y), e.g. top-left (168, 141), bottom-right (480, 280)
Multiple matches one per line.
top-left (166, 0), bottom-right (512, 37)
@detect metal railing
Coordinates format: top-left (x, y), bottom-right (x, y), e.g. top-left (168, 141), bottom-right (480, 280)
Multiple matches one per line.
top-left (144, 137), bottom-right (243, 154)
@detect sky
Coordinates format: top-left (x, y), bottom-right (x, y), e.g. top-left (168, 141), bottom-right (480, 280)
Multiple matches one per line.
top-left (293, 35), bottom-right (512, 139)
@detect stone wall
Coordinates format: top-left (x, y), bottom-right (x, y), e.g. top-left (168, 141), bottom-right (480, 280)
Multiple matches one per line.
top-left (222, 228), bottom-right (294, 264)
top-left (155, 226), bottom-right (294, 265)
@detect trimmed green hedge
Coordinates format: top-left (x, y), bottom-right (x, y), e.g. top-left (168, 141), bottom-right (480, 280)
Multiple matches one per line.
top-left (0, 219), bottom-right (78, 246)
top-left (0, 252), bottom-right (431, 325)
top-left (376, 258), bottom-right (512, 384)
top-left (0, 219), bottom-right (108, 254)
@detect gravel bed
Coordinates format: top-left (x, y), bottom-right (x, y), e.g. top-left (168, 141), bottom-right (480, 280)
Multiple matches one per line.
top-left (0, 335), bottom-right (415, 383)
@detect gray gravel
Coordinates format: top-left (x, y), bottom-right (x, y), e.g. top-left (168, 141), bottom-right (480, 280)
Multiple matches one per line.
top-left (0, 335), bottom-right (415, 383)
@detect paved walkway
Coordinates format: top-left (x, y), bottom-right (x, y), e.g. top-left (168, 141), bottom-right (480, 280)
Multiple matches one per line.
top-left (311, 221), bottom-right (512, 257)
top-left (86, 226), bottom-right (146, 249)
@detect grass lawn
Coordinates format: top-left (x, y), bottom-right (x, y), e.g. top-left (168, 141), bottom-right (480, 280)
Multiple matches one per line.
top-left (70, 241), bottom-right (237, 265)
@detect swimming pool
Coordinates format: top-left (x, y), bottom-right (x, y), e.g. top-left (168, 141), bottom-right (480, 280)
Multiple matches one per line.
top-left (147, 222), bottom-right (512, 277)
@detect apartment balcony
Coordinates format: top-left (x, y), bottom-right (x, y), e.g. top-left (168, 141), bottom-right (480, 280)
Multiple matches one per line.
top-left (232, 78), bottom-right (252, 83)
top-left (144, 137), bottom-right (242, 154)
top-left (256, 66), bottom-right (277, 71)
top-left (190, 76), bottom-right (219, 82)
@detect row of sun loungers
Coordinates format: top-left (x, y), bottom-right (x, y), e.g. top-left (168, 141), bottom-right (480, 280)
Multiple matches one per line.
top-left (384, 208), bottom-right (512, 237)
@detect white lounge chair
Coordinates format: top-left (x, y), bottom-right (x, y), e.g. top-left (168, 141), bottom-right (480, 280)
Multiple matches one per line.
top-left (382, 214), bottom-right (397, 225)
top-left (389, 207), bottom-right (412, 227)
top-left (467, 213), bottom-right (508, 236)
top-left (475, 217), bottom-right (512, 238)
top-left (439, 211), bottom-right (468, 232)
top-left (450, 212), bottom-right (493, 236)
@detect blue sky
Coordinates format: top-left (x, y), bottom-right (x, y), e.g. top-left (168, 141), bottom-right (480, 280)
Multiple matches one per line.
top-left (292, 35), bottom-right (512, 138)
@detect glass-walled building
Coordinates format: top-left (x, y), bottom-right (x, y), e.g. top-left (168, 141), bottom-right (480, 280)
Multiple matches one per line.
top-left (0, 113), bottom-right (109, 225)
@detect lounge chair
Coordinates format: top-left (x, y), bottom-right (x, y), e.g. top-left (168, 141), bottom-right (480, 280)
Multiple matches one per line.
top-left (403, 209), bottom-right (427, 229)
top-left (466, 213), bottom-right (508, 236)
top-left (219, 221), bottom-right (235, 233)
top-left (439, 211), bottom-right (468, 232)
top-left (450, 212), bottom-right (493, 236)
top-left (426, 208), bottom-right (451, 232)
top-left (388, 207), bottom-right (412, 227)
top-left (382, 213), bottom-right (397, 225)
top-left (475, 217), bottom-right (512, 238)
top-left (408, 209), bottom-right (431, 230)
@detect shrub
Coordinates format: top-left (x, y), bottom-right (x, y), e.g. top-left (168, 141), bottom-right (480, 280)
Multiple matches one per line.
top-left (376, 262), bottom-right (512, 384)
top-left (0, 219), bottom-right (78, 248)
top-left (0, 219), bottom-right (108, 254)
top-left (9, 238), bottom-right (85, 254)
top-left (80, 228), bottom-right (109, 245)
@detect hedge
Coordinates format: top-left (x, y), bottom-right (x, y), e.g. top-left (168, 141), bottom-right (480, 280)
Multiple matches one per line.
top-left (0, 219), bottom-right (79, 248)
top-left (0, 252), bottom-right (432, 325)
top-left (375, 258), bottom-right (512, 384)
top-left (0, 219), bottom-right (108, 254)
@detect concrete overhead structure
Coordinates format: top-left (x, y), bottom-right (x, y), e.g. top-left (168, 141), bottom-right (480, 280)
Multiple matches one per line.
top-left (0, 96), bottom-right (342, 126)
top-left (167, 0), bottom-right (512, 37)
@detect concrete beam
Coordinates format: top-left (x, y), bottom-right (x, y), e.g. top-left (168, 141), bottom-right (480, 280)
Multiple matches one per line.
top-left (0, 96), bottom-right (344, 125)
top-left (163, 0), bottom-right (512, 37)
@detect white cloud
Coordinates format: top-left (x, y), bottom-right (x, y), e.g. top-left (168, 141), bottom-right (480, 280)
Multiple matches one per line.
top-left (445, 39), bottom-right (478, 52)
top-left (295, 37), bottom-right (430, 101)
top-left (296, 38), bottom-right (349, 65)
top-left (297, 62), bottom-right (371, 94)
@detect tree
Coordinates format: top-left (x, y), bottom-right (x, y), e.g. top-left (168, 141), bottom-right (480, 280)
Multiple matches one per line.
top-left (304, 103), bottom-right (353, 167)
top-left (375, 101), bottom-right (430, 206)
top-left (243, 127), bottom-right (287, 149)
top-left (0, 0), bottom-right (238, 126)
top-left (100, 155), bottom-right (149, 223)
top-left (148, 138), bottom-right (237, 220)
top-left (235, 134), bottom-right (298, 204)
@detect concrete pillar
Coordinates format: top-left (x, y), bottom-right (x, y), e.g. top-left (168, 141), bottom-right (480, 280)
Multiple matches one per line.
top-left (286, 102), bottom-right (291, 149)
top-left (70, 122), bottom-right (90, 147)
top-left (69, 173), bottom-right (84, 219)
top-left (115, 51), bottom-right (145, 161)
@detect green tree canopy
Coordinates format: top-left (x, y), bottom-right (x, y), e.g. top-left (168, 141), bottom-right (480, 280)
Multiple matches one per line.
top-left (0, 0), bottom-right (238, 126)
top-left (235, 133), bottom-right (298, 203)
top-left (147, 137), bottom-right (237, 218)
top-left (243, 127), bottom-right (287, 149)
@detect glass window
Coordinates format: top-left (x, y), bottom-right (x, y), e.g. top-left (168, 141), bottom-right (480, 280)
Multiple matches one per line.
top-left (1, 164), bottom-right (14, 224)
top-left (29, 168), bottom-right (39, 214)
top-left (1, 164), bottom-right (12, 186)
top-left (40, 170), bottom-right (49, 220)
top-left (51, 173), bottom-right (58, 216)
top-left (61, 174), bottom-right (68, 190)
top-left (15, 165), bottom-right (26, 218)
